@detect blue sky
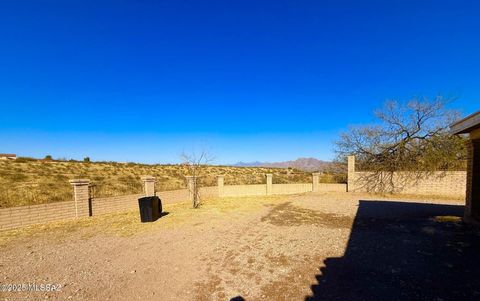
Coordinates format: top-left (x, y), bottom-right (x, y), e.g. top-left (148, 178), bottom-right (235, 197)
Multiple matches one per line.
top-left (0, 0), bottom-right (478, 164)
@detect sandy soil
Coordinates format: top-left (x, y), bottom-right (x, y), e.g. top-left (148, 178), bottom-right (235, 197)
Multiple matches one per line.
top-left (0, 192), bottom-right (475, 301)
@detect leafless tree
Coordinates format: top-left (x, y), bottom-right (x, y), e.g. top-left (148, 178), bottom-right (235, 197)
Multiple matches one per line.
top-left (180, 150), bottom-right (214, 208)
top-left (335, 96), bottom-right (467, 193)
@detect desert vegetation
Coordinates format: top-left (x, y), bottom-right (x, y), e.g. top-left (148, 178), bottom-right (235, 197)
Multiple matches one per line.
top-left (0, 159), bottom-right (345, 208)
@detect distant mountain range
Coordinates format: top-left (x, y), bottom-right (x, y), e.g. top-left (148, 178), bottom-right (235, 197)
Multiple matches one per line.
top-left (233, 157), bottom-right (340, 172)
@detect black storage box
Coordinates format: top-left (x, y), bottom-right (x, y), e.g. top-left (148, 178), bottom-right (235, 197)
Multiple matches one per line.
top-left (138, 196), bottom-right (162, 222)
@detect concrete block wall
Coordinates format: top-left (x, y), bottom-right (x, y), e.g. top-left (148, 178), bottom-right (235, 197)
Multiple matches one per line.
top-left (220, 174), bottom-right (347, 197)
top-left (0, 176), bottom-right (193, 230)
top-left (1, 172), bottom-right (347, 230)
top-left (89, 194), bottom-right (145, 215)
top-left (6, 162), bottom-right (466, 231)
top-left (89, 187), bottom-right (219, 216)
top-left (199, 186), bottom-right (218, 198)
top-left (222, 184), bottom-right (269, 197)
top-left (71, 186), bottom-right (217, 218)
top-left (156, 189), bottom-right (190, 204)
top-left (0, 201), bottom-right (77, 230)
top-left (347, 155), bottom-right (466, 198)
top-left (272, 183), bottom-right (312, 195)
top-left (353, 171), bottom-right (466, 197)
top-left (0, 181), bottom-right (220, 230)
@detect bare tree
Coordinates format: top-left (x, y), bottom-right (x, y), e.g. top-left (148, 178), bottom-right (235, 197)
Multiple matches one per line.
top-left (335, 96), bottom-right (467, 193)
top-left (180, 150), bottom-right (214, 208)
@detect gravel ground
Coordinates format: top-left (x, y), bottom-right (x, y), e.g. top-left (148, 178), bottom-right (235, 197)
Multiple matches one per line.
top-left (0, 192), bottom-right (477, 301)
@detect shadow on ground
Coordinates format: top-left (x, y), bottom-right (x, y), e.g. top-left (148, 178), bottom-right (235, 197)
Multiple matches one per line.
top-left (306, 200), bottom-right (480, 301)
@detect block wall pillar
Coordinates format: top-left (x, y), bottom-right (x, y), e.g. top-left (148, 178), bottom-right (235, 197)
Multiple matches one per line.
top-left (266, 174), bottom-right (273, 195)
top-left (69, 179), bottom-right (90, 218)
top-left (312, 173), bottom-right (320, 192)
top-left (347, 155), bottom-right (356, 192)
top-left (141, 176), bottom-right (156, 197)
top-left (217, 175), bottom-right (225, 197)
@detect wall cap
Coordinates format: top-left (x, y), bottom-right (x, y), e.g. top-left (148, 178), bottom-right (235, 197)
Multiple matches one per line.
top-left (69, 179), bottom-right (90, 185)
top-left (141, 175), bottom-right (156, 182)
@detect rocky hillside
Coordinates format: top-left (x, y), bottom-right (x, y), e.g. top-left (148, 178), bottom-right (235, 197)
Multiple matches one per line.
top-left (234, 157), bottom-right (343, 172)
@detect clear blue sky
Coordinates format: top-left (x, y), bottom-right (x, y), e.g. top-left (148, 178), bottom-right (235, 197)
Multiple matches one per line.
top-left (0, 1), bottom-right (478, 164)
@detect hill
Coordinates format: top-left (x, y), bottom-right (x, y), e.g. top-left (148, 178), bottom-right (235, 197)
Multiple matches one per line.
top-left (234, 157), bottom-right (340, 172)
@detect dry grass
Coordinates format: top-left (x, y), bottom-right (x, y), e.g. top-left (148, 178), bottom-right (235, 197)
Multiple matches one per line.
top-left (0, 160), bottom-right (334, 208)
top-left (432, 215), bottom-right (463, 223)
top-left (0, 195), bottom-right (289, 247)
top-left (261, 202), bottom-right (353, 228)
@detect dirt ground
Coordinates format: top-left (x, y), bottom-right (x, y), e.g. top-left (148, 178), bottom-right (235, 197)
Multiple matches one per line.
top-left (1, 192), bottom-right (479, 301)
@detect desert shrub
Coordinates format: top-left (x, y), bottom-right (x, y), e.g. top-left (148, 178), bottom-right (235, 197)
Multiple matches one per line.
top-left (14, 157), bottom-right (37, 163)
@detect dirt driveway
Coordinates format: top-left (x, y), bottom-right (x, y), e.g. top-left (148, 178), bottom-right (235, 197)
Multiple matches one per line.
top-left (1, 192), bottom-right (478, 300)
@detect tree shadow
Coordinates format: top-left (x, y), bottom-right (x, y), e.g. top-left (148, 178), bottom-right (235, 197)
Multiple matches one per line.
top-left (306, 200), bottom-right (480, 301)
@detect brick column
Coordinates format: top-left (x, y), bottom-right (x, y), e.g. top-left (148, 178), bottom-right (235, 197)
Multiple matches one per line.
top-left (217, 175), bottom-right (225, 197)
top-left (347, 155), bottom-right (356, 192)
top-left (141, 176), bottom-right (156, 197)
top-left (266, 174), bottom-right (273, 195)
top-left (312, 173), bottom-right (320, 192)
top-left (69, 179), bottom-right (90, 218)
